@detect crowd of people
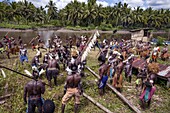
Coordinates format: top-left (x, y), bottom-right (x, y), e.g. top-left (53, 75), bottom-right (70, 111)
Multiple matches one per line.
top-left (0, 32), bottom-right (169, 112)
top-left (4, 34), bottom-right (86, 113)
top-left (97, 38), bottom-right (169, 109)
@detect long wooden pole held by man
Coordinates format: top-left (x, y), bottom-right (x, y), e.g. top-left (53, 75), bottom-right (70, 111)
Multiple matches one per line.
top-left (96, 29), bottom-right (117, 57)
top-left (29, 34), bottom-right (40, 44)
top-left (0, 65), bottom-right (50, 86)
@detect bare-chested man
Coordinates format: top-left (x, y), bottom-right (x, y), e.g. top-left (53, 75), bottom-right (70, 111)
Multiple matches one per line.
top-left (61, 69), bottom-right (82, 113)
top-left (24, 71), bottom-right (45, 113)
top-left (98, 58), bottom-right (109, 95)
top-left (31, 49), bottom-right (41, 71)
top-left (46, 54), bottom-right (60, 88)
top-left (18, 36), bottom-right (23, 46)
top-left (112, 55), bottom-right (124, 92)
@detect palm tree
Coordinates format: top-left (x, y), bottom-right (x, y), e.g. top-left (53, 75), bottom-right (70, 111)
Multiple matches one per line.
top-left (122, 13), bottom-right (133, 27)
top-left (133, 6), bottom-right (143, 27)
top-left (95, 4), bottom-right (105, 26)
top-left (10, 2), bottom-right (20, 22)
top-left (69, 0), bottom-right (83, 26)
top-left (17, 0), bottom-right (36, 24)
top-left (58, 5), bottom-right (70, 26)
top-left (106, 6), bottom-right (116, 25)
top-left (45, 0), bottom-right (58, 20)
top-left (121, 3), bottom-right (133, 27)
top-left (114, 2), bottom-right (123, 26)
top-left (82, 0), bottom-right (97, 26)
top-left (4, 4), bottom-right (12, 23)
top-left (0, 2), bottom-right (7, 22)
top-left (14, 15), bottom-right (22, 24)
top-left (35, 6), bottom-right (46, 24)
top-left (1, 0), bottom-right (170, 29)
top-left (159, 9), bottom-right (170, 27)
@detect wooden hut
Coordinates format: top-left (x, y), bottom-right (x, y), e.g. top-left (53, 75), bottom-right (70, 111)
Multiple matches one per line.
top-left (130, 28), bottom-right (152, 42)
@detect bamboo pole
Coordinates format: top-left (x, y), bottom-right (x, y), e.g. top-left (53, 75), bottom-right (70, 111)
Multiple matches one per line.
top-left (29, 35), bottom-right (39, 44)
top-left (83, 92), bottom-right (113, 113)
top-left (86, 66), bottom-right (141, 113)
top-left (5, 25), bottom-right (15, 36)
top-left (0, 94), bottom-right (12, 101)
top-left (0, 65), bottom-right (50, 87)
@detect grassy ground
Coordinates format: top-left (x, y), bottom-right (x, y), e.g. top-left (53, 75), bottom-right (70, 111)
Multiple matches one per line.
top-left (0, 23), bottom-right (117, 31)
top-left (0, 23), bottom-right (59, 30)
top-left (0, 49), bottom-right (105, 113)
top-left (0, 46), bottom-right (170, 113)
top-left (86, 48), bottom-right (170, 113)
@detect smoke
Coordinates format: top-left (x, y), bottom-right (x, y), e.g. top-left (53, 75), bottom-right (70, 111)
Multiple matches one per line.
top-left (38, 30), bottom-right (55, 47)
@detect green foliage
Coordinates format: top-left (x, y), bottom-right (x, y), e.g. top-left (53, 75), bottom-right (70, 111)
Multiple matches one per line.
top-left (87, 24), bottom-right (96, 30)
top-left (65, 25), bottom-right (95, 31)
top-left (116, 25), bottom-right (124, 29)
top-left (156, 36), bottom-right (165, 46)
top-left (0, 1), bottom-right (170, 29)
top-left (49, 20), bottom-right (62, 26)
top-left (0, 23), bottom-right (32, 29)
top-left (65, 26), bottom-right (81, 31)
top-left (98, 23), bottom-right (113, 31)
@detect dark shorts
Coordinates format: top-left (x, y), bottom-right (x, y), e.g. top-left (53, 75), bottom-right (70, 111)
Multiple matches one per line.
top-left (46, 69), bottom-right (59, 81)
top-left (98, 54), bottom-right (106, 62)
top-left (20, 55), bottom-right (28, 63)
top-left (27, 97), bottom-right (43, 113)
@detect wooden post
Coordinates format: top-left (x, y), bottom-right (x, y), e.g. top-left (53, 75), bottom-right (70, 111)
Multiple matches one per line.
top-left (83, 93), bottom-right (113, 113)
top-left (167, 78), bottom-right (170, 88)
top-left (86, 66), bottom-right (141, 113)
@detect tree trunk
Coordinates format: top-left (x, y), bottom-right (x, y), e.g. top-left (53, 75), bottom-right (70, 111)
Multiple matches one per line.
top-left (74, 19), bottom-right (77, 26)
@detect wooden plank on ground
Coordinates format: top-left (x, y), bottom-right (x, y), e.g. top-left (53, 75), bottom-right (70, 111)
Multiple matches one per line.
top-left (0, 93), bottom-right (12, 101)
top-left (83, 92), bottom-right (113, 113)
top-left (86, 66), bottom-right (141, 113)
